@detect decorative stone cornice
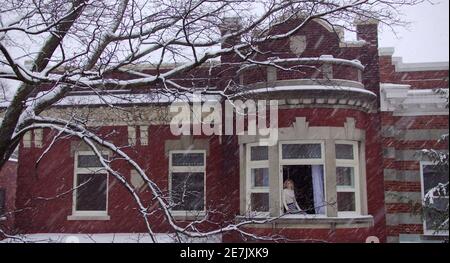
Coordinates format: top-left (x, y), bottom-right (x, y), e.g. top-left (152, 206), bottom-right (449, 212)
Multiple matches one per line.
top-left (234, 82), bottom-right (377, 113)
top-left (380, 83), bottom-right (449, 116)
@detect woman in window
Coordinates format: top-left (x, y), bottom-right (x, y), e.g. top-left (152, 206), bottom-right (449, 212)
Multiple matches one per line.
top-left (282, 179), bottom-right (303, 213)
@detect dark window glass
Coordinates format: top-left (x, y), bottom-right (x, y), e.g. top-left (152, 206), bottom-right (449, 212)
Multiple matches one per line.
top-left (337, 192), bottom-right (355, 212)
top-left (335, 144), bottom-right (354, 159)
top-left (251, 193), bottom-right (269, 212)
top-left (172, 153), bottom-right (204, 166)
top-left (171, 172), bottom-right (204, 211)
top-left (336, 167), bottom-right (355, 187)
top-left (76, 174), bottom-right (107, 211)
top-left (423, 165), bottom-right (449, 195)
top-left (282, 144), bottom-right (321, 159)
top-left (77, 155), bottom-right (108, 168)
top-left (252, 168), bottom-right (269, 187)
top-left (422, 165), bottom-right (449, 231)
top-left (250, 146), bottom-right (268, 161)
top-left (0, 189), bottom-right (5, 216)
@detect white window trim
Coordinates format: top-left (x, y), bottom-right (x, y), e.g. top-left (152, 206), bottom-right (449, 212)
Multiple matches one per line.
top-left (169, 150), bottom-right (206, 217)
top-left (336, 140), bottom-right (361, 217)
top-left (278, 140), bottom-right (327, 217)
top-left (420, 161), bottom-right (449, 236)
top-left (70, 151), bottom-right (109, 219)
top-left (246, 142), bottom-right (270, 217)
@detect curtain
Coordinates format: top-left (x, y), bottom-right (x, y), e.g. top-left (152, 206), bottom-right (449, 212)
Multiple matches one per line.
top-left (311, 165), bottom-right (325, 214)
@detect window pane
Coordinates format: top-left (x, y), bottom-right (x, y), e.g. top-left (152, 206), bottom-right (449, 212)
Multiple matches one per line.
top-left (172, 153), bottom-right (204, 166)
top-left (337, 192), bottom-right (355, 212)
top-left (336, 144), bottom-right (354, 159)
top-left (424, 198), bottom-right (449, 232)
top-left (0, 189), bottom-right (5, 216)
top-left (251, 193), bottom-right (269, 212)
top-left (250, 146), bottom-right (268, 161)
top-left (423, 165), bottom-right (449, 195)
top-left (77, 154), bottom-right (108, 168)
top-left (76, 174), bottom-right (107, 211)
top-left (171, 172), bottom-right (204, 211)
top-left (282, 144), bottom-right (321, 159)
top-left (422, 164), bottom-right (449, 232)
top-left (252, 168), bottom-right (269, 187)
top-left (336, 167), bottom-right (355, 187)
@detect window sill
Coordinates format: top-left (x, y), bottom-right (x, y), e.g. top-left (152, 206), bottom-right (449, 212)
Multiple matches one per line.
top-left (421, 232), bottom-right (449, 240)
top-left (67, 215), bottom-right (110, 221)
top-left (171, 211), bottom-right (206, 221)
top-left (235, 215), bottom-right (374, 229)
top-left (399, 233), bottom-right (449, 243)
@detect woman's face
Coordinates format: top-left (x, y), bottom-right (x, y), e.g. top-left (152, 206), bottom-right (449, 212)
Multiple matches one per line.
top-left (287, 181), bottom-right (294, 189)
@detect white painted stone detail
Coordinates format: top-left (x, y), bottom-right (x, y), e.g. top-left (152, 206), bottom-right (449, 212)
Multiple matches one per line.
top-left (128, 126), bottom-right (137, 146)
top-left (34, 129), bottom-right (43, 148)
top-left (289, 35), bottom-right (307, 56)
top-left (139, 126), bottom-right (149, 146)
top-left (23, 131), bottom-right (32, 148)
top-left (130, 169), bottom-right (145, 191)
top-left (380, 83), bottom-right (449, 116)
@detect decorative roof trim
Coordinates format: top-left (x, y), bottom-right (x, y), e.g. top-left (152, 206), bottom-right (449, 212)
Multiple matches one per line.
top-left (380, 83), bottom-right (449, 116)
top-left (379, 47), bottom-right (449, 72)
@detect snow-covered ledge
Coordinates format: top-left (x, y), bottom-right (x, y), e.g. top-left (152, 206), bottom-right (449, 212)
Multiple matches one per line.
top-left (380, 83), bottom-right (449, 116)
top-left (235, 215), bottom-right (374, 229)
top-left (67, 213), bottom-right (110, 221)
top-left (379, 47), bottom-right (449, 72)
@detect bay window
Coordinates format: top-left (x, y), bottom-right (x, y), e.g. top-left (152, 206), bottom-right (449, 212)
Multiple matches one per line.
top-left (279, 142), bottom-right (326, 215)
top-left (246, 144), bottom-right (270, 215)
top-left (244, 139), bottom-right (364, 219)
top-left (335, 141), bottom-right (360, 215)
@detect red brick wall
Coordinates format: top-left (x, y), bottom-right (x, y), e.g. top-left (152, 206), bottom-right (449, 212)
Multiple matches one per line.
top-left (379, 56), bottom-right (448, 89)
top-left (0, 160), bottom-right (17, 233)
top-left (14, 127), bottom-right (239, 234)
top-left (379, 56), bottom-right (449, 242)
top-left (240, 19), bottom-right (367, 86)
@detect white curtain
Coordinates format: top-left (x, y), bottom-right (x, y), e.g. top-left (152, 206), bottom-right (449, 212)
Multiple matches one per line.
top-left (311, 165), bottom-right (325, 214)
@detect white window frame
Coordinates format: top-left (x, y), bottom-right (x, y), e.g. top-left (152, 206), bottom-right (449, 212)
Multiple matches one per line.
top-left (335, 140), bottom-right (361, 217)
top-left (246, 142), bottom-right (270, 217)
top-left (278, 140), bottom-right (326, 217)
top-left (72, 151), bottom-right (109, 217)
top-left (0, 188), bottom-right (5, 216)
top-left (169, 150), bottom-right (206, 217)
top-left (420, 161), bottom-right (449, 236)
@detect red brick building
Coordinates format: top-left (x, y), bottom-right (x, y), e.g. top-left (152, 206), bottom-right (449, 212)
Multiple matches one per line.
top-left (2, 17), bottom-right (448, 242)
top-left (379, 48), bottom-right (449, 242)
top-left (0, 158), bottom-right (17, 232)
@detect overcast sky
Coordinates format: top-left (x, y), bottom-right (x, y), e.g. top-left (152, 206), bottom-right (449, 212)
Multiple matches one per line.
top-left (378, 0), bottom-right (449, 63)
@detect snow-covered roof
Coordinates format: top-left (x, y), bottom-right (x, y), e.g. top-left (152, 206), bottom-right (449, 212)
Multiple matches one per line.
top-left (240, 56), bottom-right (364, 72)
top-left (234, 85), bottom-right (376, 97)
top-left (28, 91), bottom-right (222, 107)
